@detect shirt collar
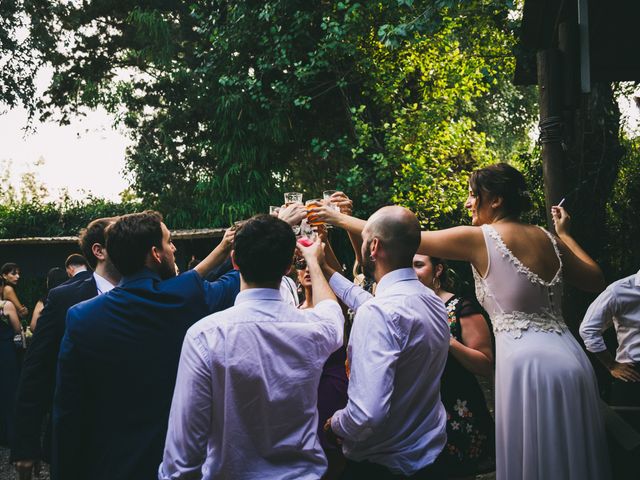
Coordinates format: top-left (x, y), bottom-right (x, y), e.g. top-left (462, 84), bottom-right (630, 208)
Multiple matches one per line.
top-left (375, 268), bottom-right (419, 296)
top-left (635, 270), bottom-right (640, 287)
top-left (235, 288), bottom-right (283, 305)
top-left (93, 272), bottom-right (115, 295)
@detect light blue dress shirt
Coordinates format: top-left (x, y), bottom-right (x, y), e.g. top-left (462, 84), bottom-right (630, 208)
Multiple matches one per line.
top-left (580, 270), bottom-right (640, 363)
top-left (329, 268), bottom-right (449, 475)
top-left (159, 287), bottom-right (344, 480)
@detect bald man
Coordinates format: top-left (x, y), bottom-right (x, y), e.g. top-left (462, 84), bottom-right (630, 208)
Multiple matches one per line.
top-left (321, 206), bottom-right (450, 479)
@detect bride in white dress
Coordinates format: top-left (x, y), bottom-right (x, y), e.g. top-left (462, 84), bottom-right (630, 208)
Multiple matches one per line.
top-left (416, 163), bottom-right (610, 480)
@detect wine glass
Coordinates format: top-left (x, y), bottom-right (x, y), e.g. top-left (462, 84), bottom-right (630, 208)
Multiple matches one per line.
top-left (269, 205), bottom-right (281, 216)
top-left (322, 190), bottom-right (340, 212)
top-left (284, 192), bottom-right (303, 205)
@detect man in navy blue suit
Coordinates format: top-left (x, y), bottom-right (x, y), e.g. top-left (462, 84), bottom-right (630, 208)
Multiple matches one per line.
top-left (12, 217), bottom-right (121, 480)
top-left (52, 211), bottom-right (240, 480)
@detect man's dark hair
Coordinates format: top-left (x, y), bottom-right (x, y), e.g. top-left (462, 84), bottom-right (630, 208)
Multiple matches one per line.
top-left (65, 254), bottom-right (89, 270)
top-left (79, 218), bottom-right (117, 269)
top-left (233, 214), bottom-right (296, 284)
top-left (106, 211), bottom-right (164, 277)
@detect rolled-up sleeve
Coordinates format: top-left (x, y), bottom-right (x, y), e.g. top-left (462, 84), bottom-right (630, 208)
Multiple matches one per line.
top-left (329, 273), bottom-right (373, 311)
top-left (331, 304), bottom-right (398, 442)
top-left (580, 287), bottom-right (617, 354)
top-left (159, 331), bottom-right (212, 480)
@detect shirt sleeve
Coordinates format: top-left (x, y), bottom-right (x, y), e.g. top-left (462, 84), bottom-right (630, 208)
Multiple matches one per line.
top-left (202, 270), bottom-right (240, 313)
top-left (329, 272), bottom-right (373, 311)
top-left (304, 299), bottom-right (345, 354)
top-left (159, 330), bottom-right (212, 480)
top-left (331, 303), bottom-right (398, 442)
top-left (580, 286), bottom-right (617, 353)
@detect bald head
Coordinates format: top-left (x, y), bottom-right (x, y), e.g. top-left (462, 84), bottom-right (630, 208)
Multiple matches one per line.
top-left (364, 206), bottom-right (421, 268)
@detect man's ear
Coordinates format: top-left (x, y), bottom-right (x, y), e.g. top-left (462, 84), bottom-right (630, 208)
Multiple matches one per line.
top-left (231, 250), bottom-right (240, 271)
top-left (92, 243), bottom-right (107, 262)
top-left (435, 263), bottom-right (444, 279)
top-left (369, 237), bottom-right (380, 259)
top-left (149, 245), bottom-right (162, 265)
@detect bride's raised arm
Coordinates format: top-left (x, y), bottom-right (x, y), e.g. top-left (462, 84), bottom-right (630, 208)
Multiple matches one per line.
top-left (419, 226), bottom-right (486, 267)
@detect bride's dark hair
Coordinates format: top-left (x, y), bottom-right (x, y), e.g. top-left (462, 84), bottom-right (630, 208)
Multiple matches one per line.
top-left (469, 163), bottom-right (532, 218)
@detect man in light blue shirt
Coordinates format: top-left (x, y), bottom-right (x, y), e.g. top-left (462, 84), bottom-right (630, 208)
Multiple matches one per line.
top-left (323, 206), bottom-right (450, 479)
top-left (159, 214), bottom-right (345, 479)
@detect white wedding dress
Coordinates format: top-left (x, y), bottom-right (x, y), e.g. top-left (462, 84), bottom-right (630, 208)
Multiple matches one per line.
top-left (473, 224), bottom-right (610, 480)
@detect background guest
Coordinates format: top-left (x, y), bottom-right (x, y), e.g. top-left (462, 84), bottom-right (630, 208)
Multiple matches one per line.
top-left (12, 217), bottom-right (121, 480)
top-left (580, 268), bottom-right (640, 406)
top-left (413, 254), bottom-right (495, 479)
top-left (0, 299), bottom-right (21, 448)
top-left (64, 254), bottom-right (89, 279)
top-left (29, 267), bottom-right (69, 333)
top-left (2, 263), bottom-right (29, 319)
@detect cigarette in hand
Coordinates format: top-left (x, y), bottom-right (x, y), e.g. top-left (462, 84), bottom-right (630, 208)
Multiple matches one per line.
top-left (557, 197), bottom-right (565, 207)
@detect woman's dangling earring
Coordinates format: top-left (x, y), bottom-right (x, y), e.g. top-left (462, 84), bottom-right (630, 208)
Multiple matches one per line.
top-left (433, 276), bottom-right (441, 293)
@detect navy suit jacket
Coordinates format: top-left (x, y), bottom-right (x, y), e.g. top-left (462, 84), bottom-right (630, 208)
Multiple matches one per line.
top-left (52, 268), bottom-right (240, 480)
top-left (11, 270), bottom-right (96, 462)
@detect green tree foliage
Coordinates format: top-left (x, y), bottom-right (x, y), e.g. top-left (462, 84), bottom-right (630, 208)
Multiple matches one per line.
top-left (0, 0), bottom-right (38, 110)
top-left (10, 0), bottom-right (536, 228)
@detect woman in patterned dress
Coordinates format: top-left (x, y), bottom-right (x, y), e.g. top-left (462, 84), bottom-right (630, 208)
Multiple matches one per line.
top-left (413, 255), bottom-right (495, 479)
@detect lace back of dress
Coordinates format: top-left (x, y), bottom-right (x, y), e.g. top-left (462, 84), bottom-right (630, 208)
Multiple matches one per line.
top-left (476, 225), bottom-right (566, 338)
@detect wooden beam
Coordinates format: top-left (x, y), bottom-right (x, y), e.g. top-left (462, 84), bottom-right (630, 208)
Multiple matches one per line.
top-left (537, 48), bottom-right (566, 232)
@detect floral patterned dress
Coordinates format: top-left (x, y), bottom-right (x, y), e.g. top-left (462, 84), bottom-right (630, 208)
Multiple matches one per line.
top-left (440, 296), bottom-right (495, 476)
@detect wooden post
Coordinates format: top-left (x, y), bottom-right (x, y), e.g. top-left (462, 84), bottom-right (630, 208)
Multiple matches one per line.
top-left (537, 49), bottom-right (566, 232)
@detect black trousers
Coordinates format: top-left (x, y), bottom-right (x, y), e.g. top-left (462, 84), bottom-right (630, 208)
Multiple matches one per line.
top-left (340, 455), bottom-right (446, 480)
top-left (610, 378), bottom-right (640, 407)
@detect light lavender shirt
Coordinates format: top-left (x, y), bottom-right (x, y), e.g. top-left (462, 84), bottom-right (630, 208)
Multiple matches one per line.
top-left (329, 268), bottom-right (449, 475)
top-left (580, 270), bottom-right (640, 364)
top-left (93, 272), bottom-right (115, 295)
top-left (158, 288), bottom-right (344, 480)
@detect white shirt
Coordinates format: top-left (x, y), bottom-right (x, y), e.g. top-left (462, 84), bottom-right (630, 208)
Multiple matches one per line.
top-left (329, 268), bottom-right (449, 475)
top-left (580, 270), bottom-right (640, 364)
top-left (93, 272), bottom-right (115, 295)
top-left (279, 275), bottom-right (300, 306)
top-left (159, 288), bottom-right (344, 480)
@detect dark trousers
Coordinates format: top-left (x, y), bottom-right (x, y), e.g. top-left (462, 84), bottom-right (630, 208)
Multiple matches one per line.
top-left (611, 378), bottom-right (640, 407)
top-left (340, 456), bottom-right (446, 480)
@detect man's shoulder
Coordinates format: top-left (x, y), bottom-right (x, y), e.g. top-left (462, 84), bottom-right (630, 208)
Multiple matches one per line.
top-left (609, 273), bottom-right (639, 292)
top-left (48, 274), bottom-right (97, 305)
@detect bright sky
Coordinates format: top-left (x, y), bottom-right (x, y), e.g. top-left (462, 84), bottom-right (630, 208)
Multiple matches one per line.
top-left (0, 66), bottom-right (130, 202)
top-left (0, 106), bottom-right (130, 202)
